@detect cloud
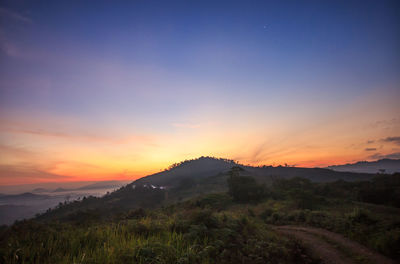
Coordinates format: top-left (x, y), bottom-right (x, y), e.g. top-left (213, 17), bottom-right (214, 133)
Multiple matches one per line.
top-left (368, 152), bottom-right (400, 160)
top-left (366, 140), bottom-right (374, 144)
top-left (246, 142), bottom-right (269, 164)
top-left (0, 8), bottom-right (32, 24)
top-left (0, 144), bottom-right (37, 160)
top-left (0, 164), bottom-right (71, 185)
top-left (365, 148), bottom-right (377, 151)
top-left (7, 127), bottom-right (156, 146)
top-left (368, 118), bottom-right (400, 130)
top-left (0, 115), bottom-right (157, 146)
top-left (382, 136), bottom-right (400, 145)
top-left (0, 124), bottom-right (111, 143)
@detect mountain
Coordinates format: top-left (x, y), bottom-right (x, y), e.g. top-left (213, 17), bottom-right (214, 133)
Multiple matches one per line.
top-left (0, 193), bottom-right (62, 225)
top-left (36, 157), bottom-right (375, 222)
top-left (52, 187), bottom-right (71, 193)
top-left (133, 156), bottom-right (373, 187)
top-left (0, 192), bottom-right (50, 201)
top-left (127, 157), bottom-right (374, 203)
top-left (326, 159), bottom-right (400, 174)
top-left (77, 180), bottom-right (127, 190)
top-left (133, 157), bottom-right (237, 187)
top-left (32, 188), bottom-right (50, 193)
top-left (32, 181), bottom-right (129, 193)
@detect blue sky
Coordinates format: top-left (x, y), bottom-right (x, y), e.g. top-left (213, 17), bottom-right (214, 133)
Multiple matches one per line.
top-left (0, 0), bottom-right (399, 184)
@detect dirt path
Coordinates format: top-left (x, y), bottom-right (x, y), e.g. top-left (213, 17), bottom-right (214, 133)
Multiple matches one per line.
top-left (275, 225), bottom-right (397, 264)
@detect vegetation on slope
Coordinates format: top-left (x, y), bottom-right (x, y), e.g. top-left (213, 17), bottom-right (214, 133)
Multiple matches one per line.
top-left (1, 162), bottom-right (399, 264)
top-left (35, 157), bottom-right (376, 222)
top-left (0, 198), bottom-right (315, 264)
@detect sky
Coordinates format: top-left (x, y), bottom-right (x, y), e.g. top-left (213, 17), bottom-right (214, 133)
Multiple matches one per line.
top-left (0, 0), bottom-right (399, 185)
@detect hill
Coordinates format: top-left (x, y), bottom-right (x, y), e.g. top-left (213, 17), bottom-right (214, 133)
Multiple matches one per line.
top-left (327, 158), bottom-right (400, 174)
top-left (36, 157), bottom-right (374, 222)
top-left (132, 156), bottom-right (373, 189)
top-left (133, 157), bottom-right (237, 187)
top-left (0, 193), bottom-right (58, 224)
top-left (3, 171), bottom-right (400, 263)
top-left (0, 192), bottom-right (50, 202)
top-left (31, 188), bottom-right (50, 193)
top-left (77, 180), bottom-right (127, 190)
top-left (52, 188), bottom-right (71, 193)
top-left (134, 156), bottom-right (373, 185)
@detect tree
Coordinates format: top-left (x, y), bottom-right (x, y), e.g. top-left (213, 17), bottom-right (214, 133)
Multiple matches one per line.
top-left (227, 166), bottom-right (266, 203)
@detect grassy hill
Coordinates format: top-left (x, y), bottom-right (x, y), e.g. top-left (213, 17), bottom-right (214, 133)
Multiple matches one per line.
top-left (134, 156), bottom-right (374, 187)
top-left (1, 169), bottom-right (399, 263)
top-left (36, 157), bottom-right (374, 222)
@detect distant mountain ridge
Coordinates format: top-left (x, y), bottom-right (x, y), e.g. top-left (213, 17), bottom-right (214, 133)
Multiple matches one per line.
top-left (326, 159), bottom-right (400, 174)
top-left (77, 180), bottom-right (125, 190)
top-left (30, 181), bottom-right (127, 193)
top-left (0, 192), bottom-right (50, 201)
top-left (32, 188), bottom-right (50, 193)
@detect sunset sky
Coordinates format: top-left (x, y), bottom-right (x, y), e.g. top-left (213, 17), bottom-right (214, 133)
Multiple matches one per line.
top-left (1, 0), bottom-right (399, 185)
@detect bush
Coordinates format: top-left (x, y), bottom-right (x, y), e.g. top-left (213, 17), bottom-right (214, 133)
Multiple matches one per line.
top-left (126, 208), bottom-right (147, 219)
top-left (193, 193), bottom-right (232, 210)
top-left (260, 208), bottom-right (273, 220)
top-left (134, 242), bottom-right (177, 263)
top-left (347, 208), bottom-right (377, 225)
top-left (373, 228), bottom-right (400, 260)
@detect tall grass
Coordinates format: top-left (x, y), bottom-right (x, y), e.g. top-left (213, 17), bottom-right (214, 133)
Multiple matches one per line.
top-left (0, 207), bottom-right (311, 264)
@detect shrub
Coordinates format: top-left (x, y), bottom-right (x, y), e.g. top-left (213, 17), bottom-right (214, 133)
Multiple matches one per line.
top-left (260, 208), bottom-right (273, 220)
top-left (193, 193), bottom-right (232, 210)
top-left (373, 228), bottom-right (400, 260)
top-left (347, 208), bottom-right (377, 225)
top-left (134, 242), bottom-right (177, 264)
top-left (126, 208), bottom-right (146, 219)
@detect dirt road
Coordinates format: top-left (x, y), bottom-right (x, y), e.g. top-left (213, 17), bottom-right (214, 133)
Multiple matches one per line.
top-left (275, 225), bottom-right (397, 264)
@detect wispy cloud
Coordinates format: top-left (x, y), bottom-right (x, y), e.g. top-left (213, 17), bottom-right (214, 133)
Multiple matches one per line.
top-left (0, 115), bottom-right (157, 146)
top-left (0, 144), bottom-right (37, 159)
top-left (366, 140), bottom-right (375, 144)
top-left (365, 148), bottom-right (377, 151)
top-left (382, 136), bottom-right (400, 145)
top-left (245, 142), bottom-right (269, 164)
top-left (0, 164), bottom-right (71, 185)
top-left (368, 118), bottom-right (400, 130)
top-left (368, 152), bottom-right (400, 160)
top-left (0, 8), bottom-right (32, 24)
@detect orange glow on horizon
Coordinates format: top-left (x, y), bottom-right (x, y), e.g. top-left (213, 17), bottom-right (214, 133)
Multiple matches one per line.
top-left (1, 87), bottom-right (399, 186)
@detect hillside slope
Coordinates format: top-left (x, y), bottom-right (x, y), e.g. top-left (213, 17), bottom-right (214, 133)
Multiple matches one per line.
top-left (131, 156), bottom-right (374, 189)
top-left (36, 157), bottom-right (375, 222)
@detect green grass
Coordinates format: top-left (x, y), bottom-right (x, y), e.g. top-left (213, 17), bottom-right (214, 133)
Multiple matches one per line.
top-left (255, 200), bottom-right (400, 260)
top-left (0, 204), bottom-right (314, 264)
top-left (1, 173), bottom-right (400, 263)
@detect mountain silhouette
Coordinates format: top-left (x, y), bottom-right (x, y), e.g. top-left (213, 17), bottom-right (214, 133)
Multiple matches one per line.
top-left (131, 156), bottom-right (373, 188)
top-left (133, 156), bottom-right (237, 187)
top-left (326, 158), bottom-right (400, 174)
